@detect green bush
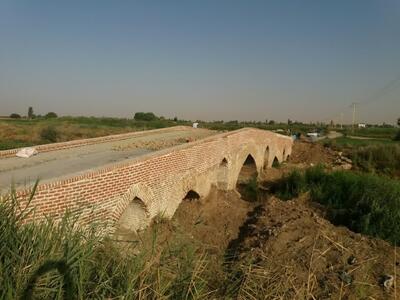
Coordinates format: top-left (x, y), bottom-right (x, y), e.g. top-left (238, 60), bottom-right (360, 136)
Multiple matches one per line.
top-left (40, 126), bottom-right (58, 143)
top-left (242, 176), bottom-right (259, 201)
top-left (272, 169), bottom-right (307, 200)
top-left (394, 130), bottom-right (400, 141)
top-left (9, 113), bottom-right (21, 119)
top-left (273, 167), bottom-right (400, 244)
top-left (133, 112), bottom-right (158, 121)
top-left (45, 112), bottom-right (58, 118)
top-left (351, 144), bottom-right (400, 176)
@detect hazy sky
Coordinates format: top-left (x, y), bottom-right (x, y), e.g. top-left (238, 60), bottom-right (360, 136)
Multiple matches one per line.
top-left (1, 1), bottom-right (399, 123)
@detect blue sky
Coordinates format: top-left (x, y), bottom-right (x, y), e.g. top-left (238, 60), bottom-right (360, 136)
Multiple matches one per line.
top-left (1, 0), bottom-right (399, 123)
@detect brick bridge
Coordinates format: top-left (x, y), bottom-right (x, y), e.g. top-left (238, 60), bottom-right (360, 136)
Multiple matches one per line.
top-left (8, 128), bottom-right (292, 232)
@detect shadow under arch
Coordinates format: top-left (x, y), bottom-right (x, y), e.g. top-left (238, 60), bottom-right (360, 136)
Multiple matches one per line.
top-left (236, 154), bottom-right (258, 185)
top-left (183, 190), bottom-right (201, 201)
top-left (117, 196), bottom-right (149, 232)
top-left (272, 156), bottom-right (280, 168)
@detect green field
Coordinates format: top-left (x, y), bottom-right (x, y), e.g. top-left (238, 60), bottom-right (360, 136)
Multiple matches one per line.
top-left (339, 127), bottom-right (398, 139)
top-left (0, 115), bottom-right (324, 150)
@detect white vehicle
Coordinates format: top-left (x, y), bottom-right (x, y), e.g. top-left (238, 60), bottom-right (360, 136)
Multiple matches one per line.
top-left (306, 132), bottom-right (319, 137)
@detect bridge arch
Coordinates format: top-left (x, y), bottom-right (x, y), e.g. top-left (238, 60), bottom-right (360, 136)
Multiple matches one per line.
top-left (236, 154), bottom-right (258, 185)
top-left (114, 183), bottom-right (154, 231)
top-left (216, 157), bottom-right (230, 190)
top-left (183, 189), bottom-right (201, 201)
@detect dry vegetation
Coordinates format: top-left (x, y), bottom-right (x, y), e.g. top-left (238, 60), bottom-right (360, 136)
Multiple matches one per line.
top-left (2, 140), bottom-right (400, 299)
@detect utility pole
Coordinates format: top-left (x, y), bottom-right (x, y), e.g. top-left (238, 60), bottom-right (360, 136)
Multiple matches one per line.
top-left (340, 112), bottom-right (343, 129)
top-left (351, 103), bottom-right (358, 133)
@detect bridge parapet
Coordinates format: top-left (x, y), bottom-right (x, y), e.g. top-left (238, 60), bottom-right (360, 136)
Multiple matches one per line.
top-left (10, 128), bottom-right (292, 231)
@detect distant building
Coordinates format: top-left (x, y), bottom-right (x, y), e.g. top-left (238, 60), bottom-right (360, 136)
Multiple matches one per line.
top-left (192, 122), bottom-right (199, 128)
top-left (358, 123), bottom-right (366, 128)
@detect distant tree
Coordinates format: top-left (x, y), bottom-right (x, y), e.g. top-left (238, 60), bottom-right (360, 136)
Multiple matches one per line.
top-left (287, 119), bottom-right (293, 125)
top-left (265, 119), bottom-right (268, 124)
top-left (28, 107), bottom-right (34, 119)
top-left (268, 120), bottom-right (275, 125)
top-left (45, 112), bottom-right (58, 118)
top-left (173, 116), bottom-right (178, 122)
top-left (133, 112), bottom-right (158, 121)
top-left (397, 117), bottom-right (400, 127)
top-left (9, 113), bottom-right (21, 119)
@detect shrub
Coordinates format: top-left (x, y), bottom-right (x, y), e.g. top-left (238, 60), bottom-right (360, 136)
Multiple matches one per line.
top-left (394, 130), bottom-right (400, 141)
top-left (273, 166), bottom-right (400, 244)
top-left (272, 169), bottom-right (307, 200)
top-left (351, 144), bottom-right (400, 176)
top-left (242, 176), bottom-right (258, 201)
top-left (45, 112), bottom-right (58, 118)
top-left (9, 113), bottom-right (21, 119)
top-left (40, 126), bottom-right (58, 143)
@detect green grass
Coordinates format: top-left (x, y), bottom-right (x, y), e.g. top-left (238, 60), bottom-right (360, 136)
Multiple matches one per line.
top-left (0, 139), bottom-right (36, 150)
top-left (273, 166), bottom-right (400, 245)
top-left (323, 136), bottom-right (397, 150)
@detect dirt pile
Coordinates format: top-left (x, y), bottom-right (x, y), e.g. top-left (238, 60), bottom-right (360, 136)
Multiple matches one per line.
top-left (228, 195), bottom-right (398, 299)
top-left (288, 141), bottom-right (353, 170)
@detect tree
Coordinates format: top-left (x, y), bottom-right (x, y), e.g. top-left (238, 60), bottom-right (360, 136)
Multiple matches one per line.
top-left (28, 107), bottom-right (34, 119)
top-left (173, 116), bottom-right (178, 122)
top-left (397, 117), bottom-right (400, 127)
top-left (9, 113), bottom-right (21, 119)
top-left (268, 120), bottom-right (275, 125)
top-left (133, 112), bottom-right (158, 121)
top-left (45, 112), bottom-right (58, 118)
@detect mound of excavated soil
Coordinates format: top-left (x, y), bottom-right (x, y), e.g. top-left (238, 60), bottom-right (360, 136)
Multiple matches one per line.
top-left (288, 140), bottom-right (337, 166)
top-left (228, 195), bottom-right (398, 299)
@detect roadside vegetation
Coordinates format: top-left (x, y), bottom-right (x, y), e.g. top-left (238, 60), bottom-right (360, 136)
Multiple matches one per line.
top-left (0, 181), bottom-right (276, 299)
top-left (0, 187), bottom-right (212, 299)
top-left (272, 166), bottom-right (400, 245)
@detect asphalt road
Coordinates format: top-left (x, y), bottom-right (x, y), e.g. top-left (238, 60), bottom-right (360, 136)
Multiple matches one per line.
top-left (0, 128), bottom-right (215, 191)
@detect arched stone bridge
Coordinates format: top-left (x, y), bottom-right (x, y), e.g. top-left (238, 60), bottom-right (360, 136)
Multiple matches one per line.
top-left (12, 128), bottom-right (292, 232)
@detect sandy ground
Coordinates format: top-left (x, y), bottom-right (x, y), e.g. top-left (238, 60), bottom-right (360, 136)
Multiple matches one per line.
top-left (0, 127), bottom-right (215, 191)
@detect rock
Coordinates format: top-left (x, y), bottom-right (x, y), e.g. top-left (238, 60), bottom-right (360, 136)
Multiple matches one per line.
top-left (342, 157), bottom-right (353, 164)
top-left (341, 163), bottom-right (352, 170)
top-left (381, 275), bottom-right (394, 290)
top-left (338, 271), bottom-right (353, 285)
top-left (347, 255), bottom-right (357, 265)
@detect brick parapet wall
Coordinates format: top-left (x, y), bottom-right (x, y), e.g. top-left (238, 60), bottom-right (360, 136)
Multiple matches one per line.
top-left (11, 127), bottom-right (292, 229)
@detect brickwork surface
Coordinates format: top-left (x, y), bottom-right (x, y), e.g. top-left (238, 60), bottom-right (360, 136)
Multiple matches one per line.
top-left (8, 127), bottom-right (292, 231)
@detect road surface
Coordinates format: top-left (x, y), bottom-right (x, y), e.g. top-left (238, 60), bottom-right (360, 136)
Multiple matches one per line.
top-left (0, 127), bottom-right (215, 191)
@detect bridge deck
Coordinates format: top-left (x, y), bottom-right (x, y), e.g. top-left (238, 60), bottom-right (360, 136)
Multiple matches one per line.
top-left (0, 127), bottom-right (215, 191)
